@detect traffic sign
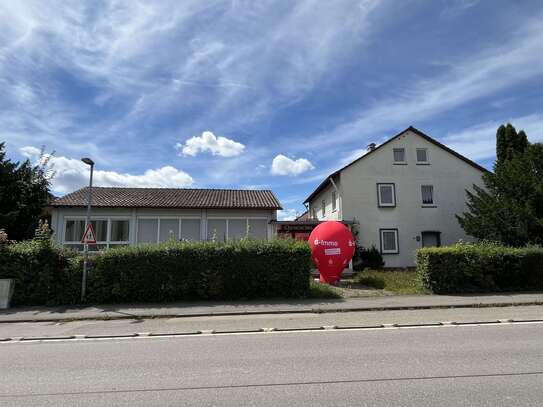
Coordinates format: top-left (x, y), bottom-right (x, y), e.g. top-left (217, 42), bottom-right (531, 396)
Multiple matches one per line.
top-left (81, 223), bottom-right (97, 244)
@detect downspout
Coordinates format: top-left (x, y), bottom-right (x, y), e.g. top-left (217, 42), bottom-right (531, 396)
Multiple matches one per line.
top-left (328, 177), bottom-right (341, 220)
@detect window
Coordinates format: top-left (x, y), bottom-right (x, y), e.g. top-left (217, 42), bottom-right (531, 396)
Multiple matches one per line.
top-left (137, 219), bottom-right (158, 243)
top-left (181, 219), bottom-right (201, 241)
top-left (311, 208), bottom-right (316, 219)
top-left (159, 219), bottom-right (179, 242)
top-left (228, 219), bottom-right (247, 240)
top-left (416, 148), bottom-right (429, 163)
top-left (380, 229), bottom-right (399, 254)
top-left (64, 218), bottom-right (129, 250)
top-left (393, 148), bottom-right (406, 163)
top-left (248, 219), bottom-right (268, 240)
top-left (332, 191), bottom-right (337, 211)
top-left (377, 183), bottom-right (396, 207)
top-left (421, 185), bottom-right (434, 205)
top-left (207, 219), bottom-right (227, 242)
top-left (321, 200), bottom-right (326, 217)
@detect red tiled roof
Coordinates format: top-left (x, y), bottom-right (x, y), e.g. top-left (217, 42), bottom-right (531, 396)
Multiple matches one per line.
top-left (51, 187), bottom-right (282, 210)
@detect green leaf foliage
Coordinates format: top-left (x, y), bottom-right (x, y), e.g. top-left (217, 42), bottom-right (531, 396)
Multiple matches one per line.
top-left (0, 239), bottom-right (311, 305)
top-left (457, 123), bottom-right (543, 246)
top-left (416, 242), bottom-right (543, 294)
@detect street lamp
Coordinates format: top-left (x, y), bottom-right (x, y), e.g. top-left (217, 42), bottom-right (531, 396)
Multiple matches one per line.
top-left (81, 157), bottom-right (94, 302)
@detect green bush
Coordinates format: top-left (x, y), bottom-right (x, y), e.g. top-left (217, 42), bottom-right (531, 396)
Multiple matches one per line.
top-left (353, 245), bottom-right (384, 271)
top-left (416, 242), bottom-right (543, 294)
top-left (0, 239), bottom-right (81, 306)
top-left (87, 239), bottom-right (311, 303)
top-left (0, 238), bottom-right (312, 305)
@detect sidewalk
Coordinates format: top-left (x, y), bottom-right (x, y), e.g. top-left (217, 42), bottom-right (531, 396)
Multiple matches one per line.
top-left (1, 293), bottom-right (543, 323)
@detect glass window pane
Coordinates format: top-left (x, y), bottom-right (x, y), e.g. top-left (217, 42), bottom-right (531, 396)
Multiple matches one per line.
top-left (382, 231), bottom-right (397, 251)
top-left (111, 220), bottom-right (129, 242)
top-left (207, 219), bottom-right (227, 242)
top-left (248, 219), bottom-right (268, 240)
top-left (228, 219), bottom-right (247, 240)
top-left (332, 192), bottom-right (336, 210)
top-left (91, 220), bottom-right (107, 242)
top-left (379, 185), bottom-right (393, 204)
top-left (181, 219), bottom-right (201, 241)
top-left (159, 219), bottom-right (179, 242)
top-left (137, 219), bottom-right (158, 243)
top-left (417, 148), bottom-right (428, 162)
top-left (422, 185), bottom-right (434, 204)
top-left (65, 220), bottom-right (85, 242)
top-left (393, 148), bottom-right (405, 162)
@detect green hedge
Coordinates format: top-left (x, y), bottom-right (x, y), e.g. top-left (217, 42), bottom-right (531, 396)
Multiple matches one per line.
top-left (416, 242), bottom-right (543, 294)
top-left (0, 240), bottom-right (81, 306)
top-left (0, 239), bottom-right (311, 305)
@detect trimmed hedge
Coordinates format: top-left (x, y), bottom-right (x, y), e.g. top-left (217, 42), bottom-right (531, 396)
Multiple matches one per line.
top-left (0, 240), bottom-right (81, 306)
top-left (416, 242), bottom-right (543, 294)
top-left (0, 239), bottom-right (311, 305)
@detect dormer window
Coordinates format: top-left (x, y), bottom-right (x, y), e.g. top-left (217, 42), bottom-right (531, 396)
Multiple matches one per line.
top-left (393, 148), bottom-right (406, 164)
top-left (416, 148), bottom-right (429, 164)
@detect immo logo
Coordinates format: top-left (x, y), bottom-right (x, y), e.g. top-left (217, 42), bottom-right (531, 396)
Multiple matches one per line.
top-left (313, 239), bottom-right (338, 247)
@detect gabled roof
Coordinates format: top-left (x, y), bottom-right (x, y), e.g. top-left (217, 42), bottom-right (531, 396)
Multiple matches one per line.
top-left (51, 187), bottom-right (282, 210)
top-left (304, 126), bottom-right (488, 204)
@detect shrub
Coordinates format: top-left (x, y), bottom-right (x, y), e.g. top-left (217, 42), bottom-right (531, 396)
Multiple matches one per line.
top-left (416, 242), bottom-right (543, 294)
top-left (0, 239), bottom-right (81, 306)
top-left (353, 245), bottom-right (384, 271)
top-left (86, 239), bottom-right (311, 303)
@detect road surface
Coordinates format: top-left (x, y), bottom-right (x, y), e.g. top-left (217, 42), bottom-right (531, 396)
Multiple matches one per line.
top-left (1, 320), bottom-right (543, 406)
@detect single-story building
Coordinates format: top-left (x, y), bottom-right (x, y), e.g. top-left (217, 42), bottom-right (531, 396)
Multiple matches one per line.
top-left (50, 187), bottom-right (282, 251)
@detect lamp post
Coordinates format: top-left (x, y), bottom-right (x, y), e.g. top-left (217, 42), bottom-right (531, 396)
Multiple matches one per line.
top-left (81, 157), bottom-right (94, 302)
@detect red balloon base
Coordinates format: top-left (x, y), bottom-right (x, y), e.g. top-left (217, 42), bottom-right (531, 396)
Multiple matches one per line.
top-left (309, 221), bottom-right (356, 285)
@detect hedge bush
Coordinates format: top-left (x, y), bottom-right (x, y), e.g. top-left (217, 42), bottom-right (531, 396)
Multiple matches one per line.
top-left (87, 239), bottom-right (311, 303)
top-left (0, 240), bottom-right (81, 306)
top-left (0, 239), bottom-right (312, 305)
top-left (416, 242), bottom-right (543, 294)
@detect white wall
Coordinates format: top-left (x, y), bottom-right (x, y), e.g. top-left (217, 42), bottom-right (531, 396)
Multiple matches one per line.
top-left (51, 207), bottom-right (276, 247)
top-left (309, 129), bottom-right (485, 267)
top-left (308, 183), bottom-right (342, 221)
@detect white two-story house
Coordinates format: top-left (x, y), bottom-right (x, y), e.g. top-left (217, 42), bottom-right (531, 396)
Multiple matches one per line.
top-left (304, 126), bottom-right (487, 268)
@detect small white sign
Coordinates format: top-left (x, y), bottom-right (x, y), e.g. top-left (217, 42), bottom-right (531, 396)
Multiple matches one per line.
top-left (324, 248), bottom-right (341, 256)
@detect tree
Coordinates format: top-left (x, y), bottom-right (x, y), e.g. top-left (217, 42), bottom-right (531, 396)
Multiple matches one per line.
top-left (0, 143), bottom-right (53, 241)
top-left (457, 124), bottom-right (543, 246)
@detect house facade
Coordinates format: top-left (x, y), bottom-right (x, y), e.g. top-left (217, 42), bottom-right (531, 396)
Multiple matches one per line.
top-left (304, 127), bottom-right (486, 268)
top-left (50, 187), bottom-right (281, 251)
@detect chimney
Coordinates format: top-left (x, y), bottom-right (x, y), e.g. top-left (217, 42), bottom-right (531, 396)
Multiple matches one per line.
top-left (367, 143), bottom-right (376, 152)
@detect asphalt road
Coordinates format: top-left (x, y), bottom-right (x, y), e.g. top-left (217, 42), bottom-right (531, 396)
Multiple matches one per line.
top-left (2, 322), bottom-right (543, 406)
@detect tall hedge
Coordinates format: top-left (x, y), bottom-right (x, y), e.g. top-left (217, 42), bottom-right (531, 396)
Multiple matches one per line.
top-left (416, 242), bottom-right (543, 294)
top-left (0, 240), bottom-right (81, 305)
top-left (87, 239), bottom-right (311, 303)
top-left (0, 239), bottom-right (311, 305)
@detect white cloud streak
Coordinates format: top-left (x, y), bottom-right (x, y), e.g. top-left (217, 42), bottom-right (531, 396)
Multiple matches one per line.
top-left (21, 146), bottom-right (193, 194)
top-left (177, 131), bottom-right (245, 157)
top-left (271, 154), bottom-right (314, 176)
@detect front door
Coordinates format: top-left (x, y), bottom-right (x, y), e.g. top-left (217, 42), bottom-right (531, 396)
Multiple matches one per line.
top-left (421, 231), bottom-right (441, 247)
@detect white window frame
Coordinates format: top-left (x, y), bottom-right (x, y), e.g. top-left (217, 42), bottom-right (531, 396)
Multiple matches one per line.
top-left (377, 183), bottom-right (396, 207)
top-left (416, 148), bottom-right (429, 164)
top-left (421, 184), bottom-right (435, 207)
top-left (63, 216), bottom-right (131, 250)
top-left (332, 191), bottom-right (337, 212)
top-left (321, 200), bottom-right (326, 217)
top-left (380, 228), bottom-right (399, 254)
top-left (393, 148), bottom-right (406, 164)
top-left (136, 216), bottom-right (202, 244)
top-left (206, 217), bottom-right (269, 241)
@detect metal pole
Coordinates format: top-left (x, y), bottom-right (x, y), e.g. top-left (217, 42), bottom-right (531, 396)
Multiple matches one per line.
top-left (81, 164), bottom-right (94, 302)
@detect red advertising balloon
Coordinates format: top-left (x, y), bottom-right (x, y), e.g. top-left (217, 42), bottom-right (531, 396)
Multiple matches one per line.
top-left (309, 221), bottom-right (356, 284)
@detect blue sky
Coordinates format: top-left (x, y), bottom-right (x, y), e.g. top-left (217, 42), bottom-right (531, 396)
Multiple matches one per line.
top-left (1, 0), bottom-right (543, 220)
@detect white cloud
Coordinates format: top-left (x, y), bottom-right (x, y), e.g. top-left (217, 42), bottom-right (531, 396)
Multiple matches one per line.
top-left (277, 208), bottom-right (299, 221)
top-left (271, 154), bottom-right (314, 176)
top-left (177, 131), bottom-right (245, 157)
top-left (20, 147), bottom-right (194, 194)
